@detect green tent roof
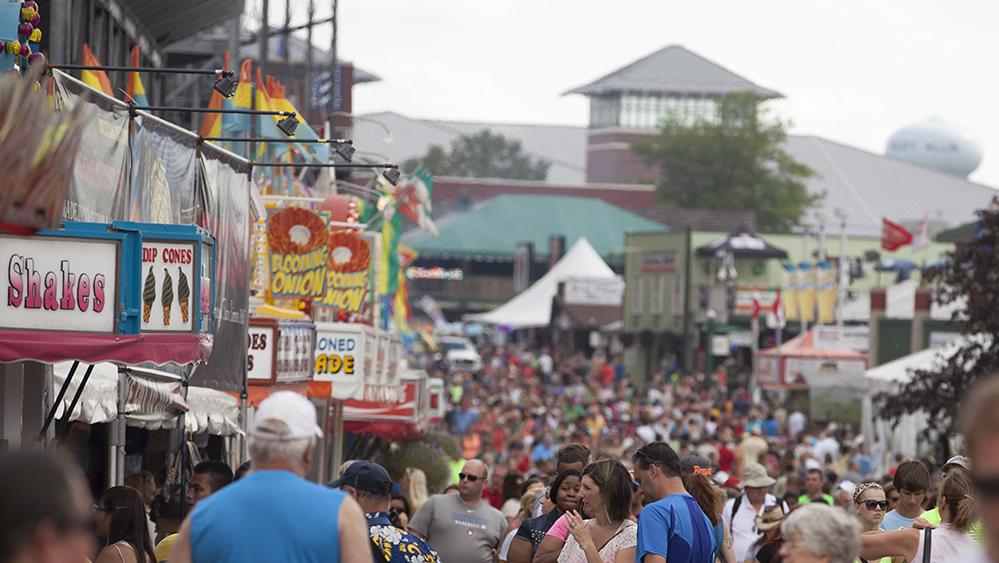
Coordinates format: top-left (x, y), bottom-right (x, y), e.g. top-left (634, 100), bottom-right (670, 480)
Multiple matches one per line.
top-left (404, 194), bottom-right (666, 260)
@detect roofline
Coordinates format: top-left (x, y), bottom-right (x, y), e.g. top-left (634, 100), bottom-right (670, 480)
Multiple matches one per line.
top-left (565, 85), bottom-right (783, 99)
top-left (432, 176), bottom-right (656, 192)
top-left (788, 134), bottom-right (999, 192)
top-left (359, 111), bottom-right (588, 132)
top-left (563, 44), bottom-right (783, 99)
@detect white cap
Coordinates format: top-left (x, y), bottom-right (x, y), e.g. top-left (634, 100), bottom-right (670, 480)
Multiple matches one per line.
top-left (252, 391), bottom-right (323, 441)
top-left (805, 458), bottom-right (822, 470)
top-left (838, 480), bottom-right (857, 495)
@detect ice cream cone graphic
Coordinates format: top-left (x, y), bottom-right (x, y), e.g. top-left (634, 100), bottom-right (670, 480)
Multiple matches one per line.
top-left (142, 266), bottom-right (156, 324)
top-left (162, 268), bottom-right (174, 326)
top-left (178, 267), bottom-right (190, 324)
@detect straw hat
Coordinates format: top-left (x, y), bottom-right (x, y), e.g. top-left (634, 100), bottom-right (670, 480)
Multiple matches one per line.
top-left (755, 504), bottom-right (785, 531)
top-left (741, 462), bottom-right (776, 488)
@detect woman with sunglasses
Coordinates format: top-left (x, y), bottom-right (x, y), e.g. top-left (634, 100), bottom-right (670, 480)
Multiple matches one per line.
top-left (859, 471), bottom-right (982, 562)
top-left (94, 486), bottom-right (156, 563)
top-left (852, 482), bottom-right (893, 563)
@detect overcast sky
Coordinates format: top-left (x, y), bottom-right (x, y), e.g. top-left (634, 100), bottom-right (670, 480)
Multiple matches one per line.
top-left (321, 1), bottom-right (999, 186)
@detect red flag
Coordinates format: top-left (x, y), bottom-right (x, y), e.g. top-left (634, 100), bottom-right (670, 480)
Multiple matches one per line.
top-left (750, 292), bottom-right (762, 320)
top-left (881, 218), bottom-right (913, 251)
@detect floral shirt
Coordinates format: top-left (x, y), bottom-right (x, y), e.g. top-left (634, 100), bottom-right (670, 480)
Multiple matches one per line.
top-left (367, 512), bottom-right (441, 563)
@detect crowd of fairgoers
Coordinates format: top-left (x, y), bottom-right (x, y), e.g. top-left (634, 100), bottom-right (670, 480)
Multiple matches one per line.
top-left (7, 341), bottom-right (999, 563)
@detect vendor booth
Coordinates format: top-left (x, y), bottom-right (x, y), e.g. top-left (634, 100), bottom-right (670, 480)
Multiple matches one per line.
top-left (757, 327), bottom-right (868, 422)
top-left (343, 369), bottom-right (430, 441)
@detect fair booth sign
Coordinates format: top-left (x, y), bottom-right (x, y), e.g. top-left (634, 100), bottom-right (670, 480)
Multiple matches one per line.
top-left (564, 277), bottom-right (625, 306)
top-left (247, 325), bottom-right (276, 382)
top-left (314, 323), bottom-right (370, 400)
top-left (1, 234), bottom-right (119, 333)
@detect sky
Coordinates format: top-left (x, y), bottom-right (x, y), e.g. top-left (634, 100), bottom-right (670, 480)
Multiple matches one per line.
top-left (286, 0), bottom-right (999, 186)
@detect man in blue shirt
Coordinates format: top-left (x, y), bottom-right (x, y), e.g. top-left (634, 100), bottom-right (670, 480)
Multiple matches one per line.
top-left (332, 460), bottom-right (440, 563)
top-left (633, 442), bottom-right (715, 563)
top-left (168, 391), bottom-right (372, 563)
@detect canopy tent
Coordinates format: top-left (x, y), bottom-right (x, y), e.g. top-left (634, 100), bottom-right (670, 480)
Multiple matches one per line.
top-left (695, 232), bottom-right (788, 259)
top-left (53, 362), bottom-right (241, 435)
top-left (465, 238), bottom-right (617, 328)
top-left (757, 328), bottom-right (869, 389)
top-left (862, 336), bottom-right (977, 469)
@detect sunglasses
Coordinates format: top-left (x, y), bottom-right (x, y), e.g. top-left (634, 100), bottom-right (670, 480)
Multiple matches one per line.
top-left (973, 476), bottom-right (999, 498)
top-left (458, 473), bottom-right (482, 482)
top-left (857, 500), bottom-right (888, 511)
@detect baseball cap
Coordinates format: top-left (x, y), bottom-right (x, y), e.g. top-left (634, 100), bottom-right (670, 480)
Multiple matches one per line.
top-left (252, 391), bottom-right (323, 441)
top-left (681, 455), bottom-right (713, 478)
top-left (329, 461), bottom-right (393, 495)
top-left (944, 455), bottom-right (971, 472)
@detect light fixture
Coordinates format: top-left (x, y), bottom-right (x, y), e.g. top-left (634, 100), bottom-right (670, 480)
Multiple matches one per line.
top-left (213, 70), bottom-right (238, 98)
top-left (335, 141), bottom-right (356, 162)
top-left (277, 113), bottom-right (300, 136)
top-left (382, 166), bottom-right (401, 186)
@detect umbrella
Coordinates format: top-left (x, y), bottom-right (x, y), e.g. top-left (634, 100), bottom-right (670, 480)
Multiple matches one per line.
top-left (874, 258), bottom-right (919, 273)
top-left (695, 233), bottom-right (789, 259)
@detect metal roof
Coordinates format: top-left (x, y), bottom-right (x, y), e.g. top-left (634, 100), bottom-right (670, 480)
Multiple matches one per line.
top-left (352, 112), bottom-right (587, 184)
top-left (126, 0), bottom-right (244, 48)
top-left (784, 136), bottom-right (997, 236)
top-left (564, 45), bottom-right (782, 99)
top-left (402, 194), bottom-right (665, 260)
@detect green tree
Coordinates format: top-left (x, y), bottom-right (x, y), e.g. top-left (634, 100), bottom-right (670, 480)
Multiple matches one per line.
top-left (633, 92), bottom-right (819, 233)
top-left (404, 130), bottom-right (550, 181)
top-left (877, 208), bottom-right (999, 457)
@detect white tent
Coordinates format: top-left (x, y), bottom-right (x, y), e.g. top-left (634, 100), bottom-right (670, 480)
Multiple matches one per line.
top-left (861, 337), bottom-right (974, 471)
top-left (465, 238), bottom-right (617, 329)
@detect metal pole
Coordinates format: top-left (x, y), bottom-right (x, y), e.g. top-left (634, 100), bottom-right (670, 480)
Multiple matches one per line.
top-left (330, 399), bottom-right (345, 480)
top-left (801, 226), bottom-right (810, 334)
top-left (837, 214), bottom-right (847, 329)
top-left (681, 226), bottom-right (693, 373)
top-left (330, 0), bottom-right (338, 117)
top-left (259, 0), bottom-right (269, 80)
top-left (227, 15), bottom-right (241, 72)
top-left (817, 215), bottom-right (827, 263)
top-left (55, 364), bottom-right (96, 443)
top-left (305, 0), bottom-right (315, 123)
top-left (113, 365), bottom-right (128, 487)
top-left (36, 361), bottom-right (78, 442)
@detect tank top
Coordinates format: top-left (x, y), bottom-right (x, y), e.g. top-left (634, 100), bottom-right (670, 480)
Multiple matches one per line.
top-left (913, 524), bottom-right (982, 562)
top-left (191, 470), bottom-right (345, 563)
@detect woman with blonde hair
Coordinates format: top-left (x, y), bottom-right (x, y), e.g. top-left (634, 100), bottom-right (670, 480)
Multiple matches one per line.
top-left (402, 466), bottom-right (429, 514)
top-left (859, 471), bottom-right (982, 562)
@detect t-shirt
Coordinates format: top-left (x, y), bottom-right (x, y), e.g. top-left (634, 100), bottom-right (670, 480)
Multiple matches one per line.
top-left (921, 508), bottom-right (983, 542)
top-left (880, 509), bottom-right (916, 531)
top-left (636, 494), bottom-right (715, 563)
top-left (154, 534), bottom-right (177, 563)
top-left (502, 498), bottom-right (521, 519)
top-left (546, 513), bottom-right (570, 541)
top-left (798, 493), bottom-right (835, 506)
top-left (190, 470), bottom-right (345, 563)
top-left (409, 494), bottom-right (506, 563)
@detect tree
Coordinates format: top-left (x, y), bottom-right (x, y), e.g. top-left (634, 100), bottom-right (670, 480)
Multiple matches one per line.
top-left (633, 92), bottom-right (819, 233)
top-left (403, 130), bottom-right (550, 181)
top-left (877, 208), bottom-right (999, 457)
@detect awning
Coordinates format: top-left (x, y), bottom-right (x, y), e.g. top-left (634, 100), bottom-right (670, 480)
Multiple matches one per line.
top-left (553, 299), bottom-right (621, 330)
top-left (0, 331), bottom-right (213, 366)
top-left (695, 233), bottom-right (788, 259)
top-left (52, 362), bottom-right (241, 435)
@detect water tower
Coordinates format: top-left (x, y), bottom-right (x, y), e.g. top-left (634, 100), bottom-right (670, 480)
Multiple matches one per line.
top-left (886, 117), bottom-right (982, 177)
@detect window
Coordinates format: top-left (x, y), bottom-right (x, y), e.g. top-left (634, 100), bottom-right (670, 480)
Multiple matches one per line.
top-left (650, 275), bottom-right (664, 315)
top-left (617, 92), bottom-right (720, 129)
top-left (630, 276), bottom-right (644, 317)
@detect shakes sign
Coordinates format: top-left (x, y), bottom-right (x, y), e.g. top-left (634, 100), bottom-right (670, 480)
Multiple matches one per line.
top-left (1, 234), bottom-right (119, 333)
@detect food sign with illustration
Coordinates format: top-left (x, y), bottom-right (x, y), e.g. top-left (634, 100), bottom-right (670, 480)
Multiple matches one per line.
top-left (266, 207), bottom-right (330, 299)
top-left (316, 230), bottom-right (372, 321)
top-left (141, 241), bottom-right (195, 332)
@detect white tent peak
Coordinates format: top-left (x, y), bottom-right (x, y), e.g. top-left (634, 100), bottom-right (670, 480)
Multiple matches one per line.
top-left (465, 238), bottom-right (617, 329)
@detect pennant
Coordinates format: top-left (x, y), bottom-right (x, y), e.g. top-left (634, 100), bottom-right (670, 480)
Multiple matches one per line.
top-left (882, 218), bottom-right (913, 251)
top-left (750, 292), bottom-right (762, 320)
top-left (912, 216), bottom-right (930, 251)
top-left (395, 168), bottom-right (438, 234)
top-left (126, 46), bottom-right (149, 106)
top-left (80, 43), bottom-right (113, 96)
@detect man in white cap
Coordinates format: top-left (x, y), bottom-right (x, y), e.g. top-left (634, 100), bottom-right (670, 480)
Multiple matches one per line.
top-left (722, 462), bottom-right (788, 562)
top-left (169, 391), bottom-right (373, 563)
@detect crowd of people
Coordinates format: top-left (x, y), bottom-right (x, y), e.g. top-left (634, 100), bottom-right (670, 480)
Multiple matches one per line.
top-left (7, 344), bottom-right (999, 562)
